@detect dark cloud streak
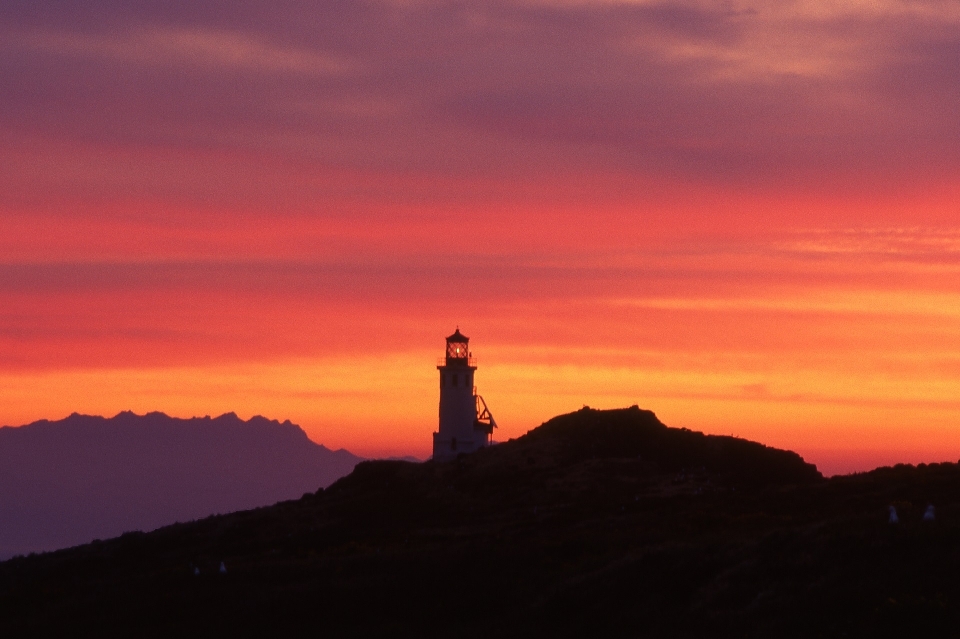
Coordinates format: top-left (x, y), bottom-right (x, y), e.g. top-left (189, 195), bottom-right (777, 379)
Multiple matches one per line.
top-left (1, 0), bottom-right (959, 206)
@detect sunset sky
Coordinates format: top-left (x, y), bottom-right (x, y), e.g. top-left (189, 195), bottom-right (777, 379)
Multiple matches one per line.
top-left (2, 0), bottom-right (959, 474)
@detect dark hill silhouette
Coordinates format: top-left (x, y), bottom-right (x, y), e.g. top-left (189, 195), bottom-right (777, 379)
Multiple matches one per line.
top-left (523, 406), bottom-right (817, 482)
top-left (330, 405), bottom-right (820, 510)
top-left (3, 407), bottom-right (960, 637)
top-left (0, 411), bottom-right (361, 557)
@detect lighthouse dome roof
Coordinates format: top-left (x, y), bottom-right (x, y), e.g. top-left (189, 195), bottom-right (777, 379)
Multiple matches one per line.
top-left (446, 328), bottom-right (469, 342)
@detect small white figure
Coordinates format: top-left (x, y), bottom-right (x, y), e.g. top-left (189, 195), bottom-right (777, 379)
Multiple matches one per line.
top-left (219, 561), bottom-right (227, 574)
top-left (888, 506), bottom-right (899, 524)
top-left (193, 566), bottom-right (200, 576)
top-left (924, 504), bottom-right (936, 522)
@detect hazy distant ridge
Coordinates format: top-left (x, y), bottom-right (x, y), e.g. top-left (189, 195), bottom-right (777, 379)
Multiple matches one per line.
top-left (0, 411), bottom-right (362, 558)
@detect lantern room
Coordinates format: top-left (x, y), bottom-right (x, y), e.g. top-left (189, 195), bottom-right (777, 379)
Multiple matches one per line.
top-left (445, 328), bottom-right (471, 365)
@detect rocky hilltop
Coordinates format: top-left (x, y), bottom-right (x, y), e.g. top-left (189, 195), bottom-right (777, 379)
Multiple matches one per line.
top-left (332, 405), bottom-right (820, 507)
top-left (2, 407), bottom-right (959, 637)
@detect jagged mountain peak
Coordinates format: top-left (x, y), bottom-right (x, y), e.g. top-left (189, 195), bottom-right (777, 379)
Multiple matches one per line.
top-left (0, 411), bottom-right (362, 558)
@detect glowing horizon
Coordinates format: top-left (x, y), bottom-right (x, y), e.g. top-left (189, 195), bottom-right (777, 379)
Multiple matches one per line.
top-left (2, 0), bottom-right (959, 476)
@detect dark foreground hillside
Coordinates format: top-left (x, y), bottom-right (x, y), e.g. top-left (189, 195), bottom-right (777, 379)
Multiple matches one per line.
top-left (2, 406), bottom-right (960, 637)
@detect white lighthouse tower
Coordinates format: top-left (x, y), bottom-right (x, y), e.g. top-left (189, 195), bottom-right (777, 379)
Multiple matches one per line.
top-left (433, 328), bottom-right (496, 462)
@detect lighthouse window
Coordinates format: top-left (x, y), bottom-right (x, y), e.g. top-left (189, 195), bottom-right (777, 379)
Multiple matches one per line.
top-left (453, 374), bottom-right (459, 386)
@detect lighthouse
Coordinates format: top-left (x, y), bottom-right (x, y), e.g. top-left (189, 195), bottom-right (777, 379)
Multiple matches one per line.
top-left (433, 328), bottom-right (496, 462)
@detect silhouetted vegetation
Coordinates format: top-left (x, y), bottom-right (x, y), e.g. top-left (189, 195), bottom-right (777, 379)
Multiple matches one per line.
top-left (1, 407), bottom-right (958, 637)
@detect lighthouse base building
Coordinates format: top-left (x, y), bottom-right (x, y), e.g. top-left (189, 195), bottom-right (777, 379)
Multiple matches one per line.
top-left (433, 328), bottom-right (496, 462)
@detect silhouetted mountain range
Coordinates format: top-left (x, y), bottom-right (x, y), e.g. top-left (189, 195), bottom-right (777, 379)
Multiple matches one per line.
top-left (2, 406), bottom-right (960, 637)
top-left (0, 411), bottom-right (361, 558)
